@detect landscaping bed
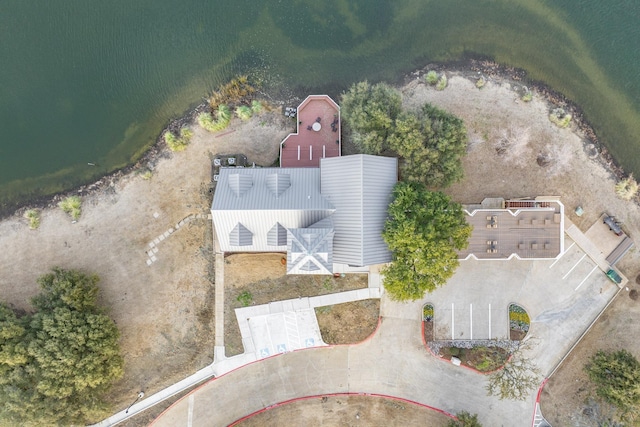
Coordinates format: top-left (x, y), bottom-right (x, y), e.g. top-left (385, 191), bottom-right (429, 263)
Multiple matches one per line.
top-left (509, 303), bottom-right (530, 341)
top-left (224, 253), bottom-right (368, 356)
top-left (437, 345), bottom-right (510, 372)
top-left (315, 299), bottom-right (380, 345)
top-left (422, 304), bottom-right (434, 343)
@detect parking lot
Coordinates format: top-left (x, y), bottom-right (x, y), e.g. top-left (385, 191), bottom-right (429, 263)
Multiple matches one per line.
top-left (429, 236), bottom-right (617, 352)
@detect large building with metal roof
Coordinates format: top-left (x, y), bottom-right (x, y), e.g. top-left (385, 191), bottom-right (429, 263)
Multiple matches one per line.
top-left (211, 154), bottom-right (397, 274)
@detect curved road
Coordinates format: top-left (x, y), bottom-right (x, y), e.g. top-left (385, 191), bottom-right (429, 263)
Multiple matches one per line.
top-left (152, 314), bottom-right (531, 427)
top-left (152, 251), bottom-right (619, 426)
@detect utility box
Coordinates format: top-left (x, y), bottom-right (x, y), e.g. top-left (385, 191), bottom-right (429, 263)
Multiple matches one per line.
top-left (606, 269), bottom-right (622, 285)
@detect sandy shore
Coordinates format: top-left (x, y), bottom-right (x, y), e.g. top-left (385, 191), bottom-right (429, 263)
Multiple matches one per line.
top-left (0, 65), bottom-right (638, 421)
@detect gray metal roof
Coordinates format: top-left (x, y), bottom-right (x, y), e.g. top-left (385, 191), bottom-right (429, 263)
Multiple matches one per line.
top-left (212, 167), bottom-right (334, 252)
top-left (320, 155), bottom-right (397, 266)
top-left (286, 227), bottom-right (334, 275)
top-left (211, 156), bottom-right (397, 266)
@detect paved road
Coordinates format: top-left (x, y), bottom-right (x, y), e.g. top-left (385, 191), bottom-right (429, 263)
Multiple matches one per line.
top-left (152, 253), bottom-right (618, 427)
top-left (152, 315), bottom-right (531, 427)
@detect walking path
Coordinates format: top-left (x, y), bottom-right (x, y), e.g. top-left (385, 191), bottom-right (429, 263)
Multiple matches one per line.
top-left (145, 213), bottom-right (212, 266)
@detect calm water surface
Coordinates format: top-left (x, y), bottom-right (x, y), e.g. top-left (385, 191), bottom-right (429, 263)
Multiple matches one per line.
top-left (0, 0), bottom-right (639, 209)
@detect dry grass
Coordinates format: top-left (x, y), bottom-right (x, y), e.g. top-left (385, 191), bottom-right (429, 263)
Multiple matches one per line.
top-left (494, 125), bottom-right (531, 166)
top-left (223, 253), bottom-right (369, 356)
top-left (315, 299), bottom-right (380, 345)
top-left (234, 395), bottom-right (451, 427)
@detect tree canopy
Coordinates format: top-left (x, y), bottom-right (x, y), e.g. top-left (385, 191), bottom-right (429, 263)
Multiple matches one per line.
top-left (585, 349), bottom-right (640, 421)
top-left (447, 411), bottom-right (483, 427)
top-left (382, 182), bottom-right (472, 301)
top-left (340, 81), bottom-right (402, 154)
top-left (0, 268), bottom-right (123, 426)
top-left (389, 104), bottom-right (467, 188)
top-left (341, 81), bottom-right (468, 189)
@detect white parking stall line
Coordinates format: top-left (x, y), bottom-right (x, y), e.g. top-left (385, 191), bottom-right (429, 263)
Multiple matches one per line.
top-left (562, 253), bottom-right (587, 280)
top-left (575, 265), bottom-right (599, 291)
top-left (549, 242), bottom-right (575, 269)
top-left (488, 304), bottom-right (491, 340)
top-left (469, 304), bottom-right (473, 340)
top-left (451, 303), bottom-right (455, 340)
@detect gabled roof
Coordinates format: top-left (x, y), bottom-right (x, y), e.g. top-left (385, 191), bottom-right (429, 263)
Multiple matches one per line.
top-left (212, 167), bottom-right (334, 252)
top-left (320, 155), bottom-right (397, 266)
top-left (287, 227), bottom-right (334, 275)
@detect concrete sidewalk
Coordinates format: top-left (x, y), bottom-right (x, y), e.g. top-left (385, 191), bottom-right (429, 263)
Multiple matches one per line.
top-left (92, 279), bottom-right (381, 426)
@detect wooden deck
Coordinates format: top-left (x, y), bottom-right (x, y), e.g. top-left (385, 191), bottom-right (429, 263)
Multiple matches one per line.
top-left (280, 95), bottom-right (341, 168)
top-left (458, 201), bottom-right (564, 260)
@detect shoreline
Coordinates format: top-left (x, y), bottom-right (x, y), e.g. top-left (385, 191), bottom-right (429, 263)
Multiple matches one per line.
top-left (0, 59), bottom-right (633, 221)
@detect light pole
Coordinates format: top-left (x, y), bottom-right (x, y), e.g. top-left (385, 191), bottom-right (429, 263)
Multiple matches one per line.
top-left (125, 391), bottom-right (145, 414)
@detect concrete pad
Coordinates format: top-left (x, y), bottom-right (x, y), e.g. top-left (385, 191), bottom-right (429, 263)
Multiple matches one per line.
top-left (248, 308), bottom-right (324, 360)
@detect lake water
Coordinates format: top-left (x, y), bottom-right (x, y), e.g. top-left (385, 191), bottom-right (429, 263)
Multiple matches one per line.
top-left (1, 0), bottom-right (639, 210)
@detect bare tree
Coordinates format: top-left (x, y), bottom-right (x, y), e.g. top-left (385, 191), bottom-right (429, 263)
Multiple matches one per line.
top-left (486, 342), bottom-right (541, 401)
top-left (494, 125), bottom-right (531, 166)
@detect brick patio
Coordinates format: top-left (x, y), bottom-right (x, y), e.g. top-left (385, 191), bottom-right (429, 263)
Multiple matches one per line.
top-left (280, 95), bottom-right (341, 168)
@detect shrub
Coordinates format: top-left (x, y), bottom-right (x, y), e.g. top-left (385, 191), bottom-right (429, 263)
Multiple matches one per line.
top-left (615, 174), bottom-right (639, 201)
top-left (208, 75), bottom-right (256, 111)
top-left (217, 104), bottom-right (232, 122)
top-left (436, 74), bottom-right (448, 91)
top-left (198, 104), bottom-right (233, 133)
top-left (585, 349), bottom-right (640, 421)
top-left (448, 411), bottom-right (483, 427)
top-left (521, 91), bottom-right (533, 102)
top-left (423, 304), bottom-right (434, 321)
top-left (237, 290), bottom-right (253, 307)
top-left (164, 127), bottom-right (192, 152)
top-left (23, 209), bottom-right (40, 229)
top-left (476, 77), bottom-right (486, 89)
top-left (509, 304), bottom-right (530, 332)
top-left (139, 169), bottom-right (153, 180)
top-left (58, 196), bottom-right (82, 220)
top-left (235, 105), bottom-right (252, 121)
top-left (250, 100), bottom-right (264, 114)
top-left (549, 108), bottom-right (572, 128)
top-left (424, 70), bottom-right (438, 85)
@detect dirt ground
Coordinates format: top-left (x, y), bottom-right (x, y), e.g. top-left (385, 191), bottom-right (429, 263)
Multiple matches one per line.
top-left (0, 109), bottom-right (293, 418)
top-left (223, 253), bottom-right (368, 355)
top-left (315, 299), bottom-right (380, 345)
top-left (234, 394), bottom-right (452, 427)
top-left (403, 70), bottom-right (640, 426)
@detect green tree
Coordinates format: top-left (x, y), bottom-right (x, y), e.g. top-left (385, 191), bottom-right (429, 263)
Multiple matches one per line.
top-left (388, 104), bottom-right (467, 188)
top-left (382, 182), bottom-right (472, 301)
top-left (447, 411), bottom-right (483, 427)
top-left (0, 269), bottom-right (123, 426)
top-left (340, 81), bottom-right (402, 154)
top-left (585, 349), bottom-right (640, 421)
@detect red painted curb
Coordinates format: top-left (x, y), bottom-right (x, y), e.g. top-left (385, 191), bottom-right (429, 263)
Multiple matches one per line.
top-left (228, 392), bottom-right (459, 426)
top-left (530, 378), bottom-right (549, 427)
top-left (150, 316), bottom-right (383, 426)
